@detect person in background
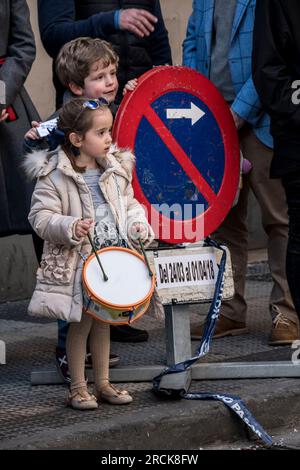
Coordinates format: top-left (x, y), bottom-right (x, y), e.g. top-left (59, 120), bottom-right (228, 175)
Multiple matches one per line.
top-left (0, 0), bottom-right (42, 260)
top-left (38, 0), bottom-right (172, 107)
top-left (253, 0), bottom-right (300, 328)
top-left (183, 0), bottom-right (299, 345)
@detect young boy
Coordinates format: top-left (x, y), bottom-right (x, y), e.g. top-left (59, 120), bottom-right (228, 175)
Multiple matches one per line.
top-left (25, 38), bottom-right (119, 143)
top-left (25, 38), bottom-right (148, 383)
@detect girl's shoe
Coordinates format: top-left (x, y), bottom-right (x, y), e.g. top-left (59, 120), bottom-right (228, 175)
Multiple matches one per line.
top-left (67, 389), bottom-right (98, 410)
top-left (96, 383), bottom-right (133, 405)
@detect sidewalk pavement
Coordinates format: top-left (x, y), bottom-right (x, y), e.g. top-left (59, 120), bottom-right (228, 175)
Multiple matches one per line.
top-left (0, 256), bottom-right (300, 450)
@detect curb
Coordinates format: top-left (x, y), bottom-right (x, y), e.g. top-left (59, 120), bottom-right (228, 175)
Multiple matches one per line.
top-left (1, 378), bottom-right (299, 450)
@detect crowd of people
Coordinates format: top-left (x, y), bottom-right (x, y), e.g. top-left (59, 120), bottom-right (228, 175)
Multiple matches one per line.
top-left (0, 0), bottom-right (299, 410)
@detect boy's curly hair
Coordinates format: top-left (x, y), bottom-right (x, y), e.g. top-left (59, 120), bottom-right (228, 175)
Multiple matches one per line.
top-left (56, 37), bottom-right (119, 88)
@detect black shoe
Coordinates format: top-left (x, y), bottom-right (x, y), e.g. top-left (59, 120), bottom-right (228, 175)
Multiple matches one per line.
top-left (55, 347), bottom-right (71, 384)
top-left (85, 349), bottom-right (120, 368)
top-left (85, 346), bottom-right (120, 369)
top-left (110, 324), bottom-right (149, 343)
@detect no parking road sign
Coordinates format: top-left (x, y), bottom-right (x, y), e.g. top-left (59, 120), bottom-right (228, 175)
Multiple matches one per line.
top-left (113, 66), bottom-right (240, 244)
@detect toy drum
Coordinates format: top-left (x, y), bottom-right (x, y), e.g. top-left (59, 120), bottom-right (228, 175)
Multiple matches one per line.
top-left (82, 246), bottom-right (156, 324)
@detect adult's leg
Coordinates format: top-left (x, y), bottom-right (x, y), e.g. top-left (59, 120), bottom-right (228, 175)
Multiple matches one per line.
top-left (212, 128), bottom-right (251, 323)
top-left (191, 128), bottom-right (251, 339)
top-left (213, 183), bottom-right (250, 322)
top-left (246, 132), bottom-right (297, 326)
top-left (282, 171), bottom-right (300, 322)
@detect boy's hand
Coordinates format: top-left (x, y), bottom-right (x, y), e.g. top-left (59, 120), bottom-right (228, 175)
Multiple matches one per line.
top-left (0, 109), bottom-right (9, 123)
top-left (130, 222), bottom-right (148, 242)
top-left (25, 121), bottom-right (42, 140)
top-left (123, 78), bottom-right (138, 96)
top-left (120, 9), bottom-right (158, 38)
top-left (75, 219), bottom-right (93, 238)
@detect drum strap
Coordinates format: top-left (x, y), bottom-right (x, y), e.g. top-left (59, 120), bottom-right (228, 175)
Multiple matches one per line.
top-left (152, 237), bottom-right (273, 447)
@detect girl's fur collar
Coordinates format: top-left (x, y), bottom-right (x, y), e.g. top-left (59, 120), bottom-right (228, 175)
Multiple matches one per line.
top-left (23, 144), bottom-right (135, 181)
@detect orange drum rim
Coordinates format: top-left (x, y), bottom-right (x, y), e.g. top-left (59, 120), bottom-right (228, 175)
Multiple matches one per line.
top-left (82, 246), bottom-right (156, 310)
top-left (84, 299), bottom-right (151, 325)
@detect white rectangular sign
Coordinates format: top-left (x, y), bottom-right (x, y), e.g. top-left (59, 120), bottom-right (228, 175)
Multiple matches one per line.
top-left (36, 118), bottom-right (58, 137)
top-left (154, 252), bottom-right (218, 289)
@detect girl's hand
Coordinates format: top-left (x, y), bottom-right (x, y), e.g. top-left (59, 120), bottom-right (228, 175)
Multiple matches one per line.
top-left (0, 109), bottom-right (9, 123)
top-left (75, 219), bottom-right (93, 238)
top-left (25, 121), bottom-right (42, 140)
top-left (123, 78), bottom-right (138, 96)
top-left (130, 222), bottom-right (148, 242)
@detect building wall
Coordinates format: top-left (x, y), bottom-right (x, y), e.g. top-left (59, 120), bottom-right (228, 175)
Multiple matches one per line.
top-left (0, 1), bottom-right (265, 302)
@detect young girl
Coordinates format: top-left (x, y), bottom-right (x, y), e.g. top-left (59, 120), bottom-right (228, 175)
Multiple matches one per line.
top-left (24, 98), bottom-right (154, 410)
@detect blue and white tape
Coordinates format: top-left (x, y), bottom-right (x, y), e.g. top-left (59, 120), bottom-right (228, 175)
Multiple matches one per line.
top-left (153, 237), bottom-right (273, 447)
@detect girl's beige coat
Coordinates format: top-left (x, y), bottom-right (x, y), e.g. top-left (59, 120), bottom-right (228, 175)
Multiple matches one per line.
top-left (23, 146), bottom-right (154, 322)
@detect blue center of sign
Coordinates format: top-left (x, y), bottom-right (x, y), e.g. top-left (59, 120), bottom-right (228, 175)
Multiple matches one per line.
top-left (134, 91), bottom-right (225, 221)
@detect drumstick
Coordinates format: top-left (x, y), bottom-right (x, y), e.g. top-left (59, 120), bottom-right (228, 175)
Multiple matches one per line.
top-left (87, 232), bottom-right (109, 282)
top-left (139, 239), bottom-right (153, 278)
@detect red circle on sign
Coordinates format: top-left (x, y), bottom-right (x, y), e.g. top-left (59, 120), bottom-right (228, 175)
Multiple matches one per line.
top-left (113, 66), bottom-right (240, 244)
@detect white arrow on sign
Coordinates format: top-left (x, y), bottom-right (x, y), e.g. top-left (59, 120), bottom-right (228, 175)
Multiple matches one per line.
top-left (166, 102), bottom-right (206, 126)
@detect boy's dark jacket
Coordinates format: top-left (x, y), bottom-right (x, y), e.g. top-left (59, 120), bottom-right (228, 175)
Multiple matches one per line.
top-left (253, 0), bottom-right (300, 177)
top-left (38, 0), bottom-right (172, 106)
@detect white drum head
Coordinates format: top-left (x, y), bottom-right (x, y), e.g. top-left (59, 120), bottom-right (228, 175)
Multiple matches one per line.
top-left (84, 248), bottom-right (153, 307)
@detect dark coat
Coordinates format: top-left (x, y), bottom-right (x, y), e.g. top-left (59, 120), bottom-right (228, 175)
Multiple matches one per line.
top-left (253, 0), bottom-right (300, 177)
top-left (0, 0), bottom-right (40, 236)
top-left (38, 0), bottom-right (172, 106)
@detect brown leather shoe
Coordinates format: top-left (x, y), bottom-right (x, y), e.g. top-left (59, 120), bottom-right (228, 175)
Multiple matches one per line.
top-left (191, 314), bottom-right (248, 340)
top-left (269, 313), bottom-right (299, 346)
